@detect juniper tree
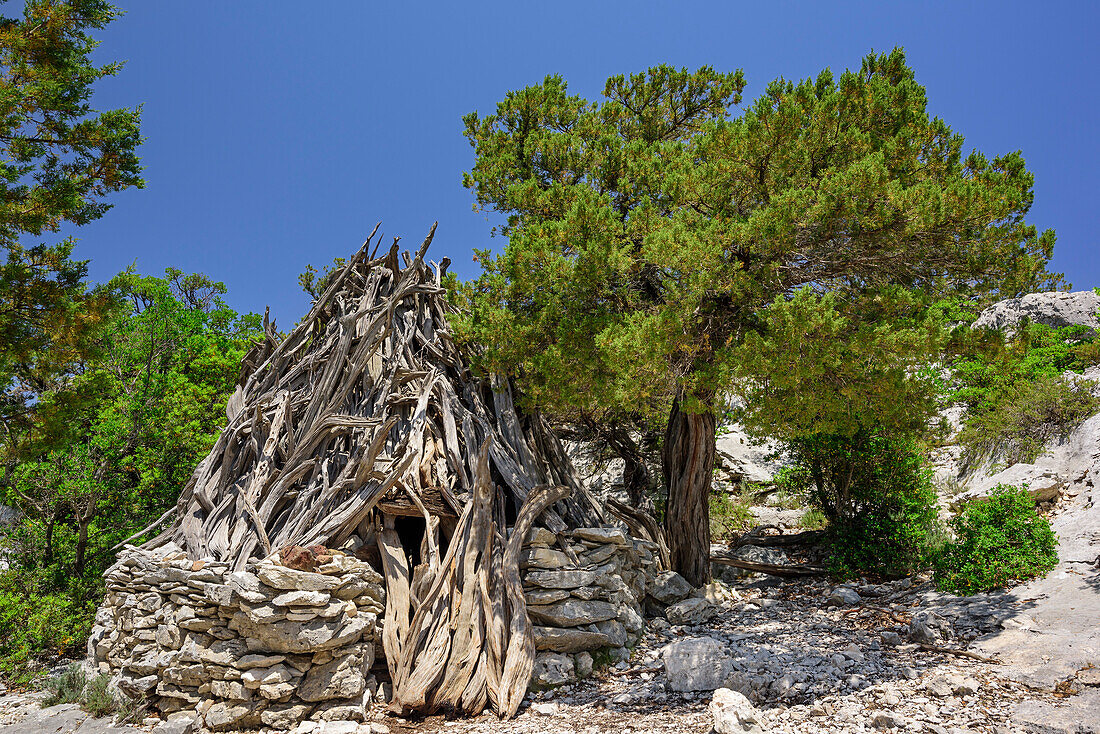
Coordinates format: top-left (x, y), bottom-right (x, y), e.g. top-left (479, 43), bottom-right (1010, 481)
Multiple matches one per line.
top-left (458, 50), bottom-right (1061, 584)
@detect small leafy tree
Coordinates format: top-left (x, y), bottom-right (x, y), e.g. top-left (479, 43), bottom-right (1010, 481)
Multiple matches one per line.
top-left (0, 269), bottom-right (261, 681)
top-left (460, 52), bottom-right (1060, 583)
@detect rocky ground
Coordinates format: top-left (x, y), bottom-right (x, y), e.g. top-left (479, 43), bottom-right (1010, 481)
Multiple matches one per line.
top-left (3, 565), bottom-right (1095, 734)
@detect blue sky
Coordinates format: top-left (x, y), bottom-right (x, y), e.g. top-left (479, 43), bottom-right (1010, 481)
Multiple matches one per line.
top-left (68, 1), bottom-right (1100, 326)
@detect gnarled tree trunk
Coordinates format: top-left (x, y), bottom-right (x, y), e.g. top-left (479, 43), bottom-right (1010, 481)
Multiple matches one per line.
top-left (662, 392), bottom-right (716, 586)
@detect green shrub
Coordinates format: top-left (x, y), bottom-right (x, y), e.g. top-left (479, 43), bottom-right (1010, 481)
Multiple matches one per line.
top-left (958, 373), bottom-right (1098, 465)
top-left (709, 488), bottom-right (756, 540)
top-left (798, 507), bottom-right (827, 530)
top-left (83, 673), bottom-right (117, 717)
top-left (934, 485), bottom-right (1057, 594)
top-left (41, 663), bottom-right (87, 706)
top-left (953, 322), bottom-right (1100, 464)
top-left (782, 432), bottom-right (942, 577)
top-left (0, 576), bottom-right (95, 686)
top-left (823, 477), bottom-right (942, 578)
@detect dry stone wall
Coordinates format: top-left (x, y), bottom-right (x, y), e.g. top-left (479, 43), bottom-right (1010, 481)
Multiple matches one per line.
top-left (522, 527), bottom-right (659, 686)
top-left (87, 525), bottom-right (658, 728)
top-left (89, 544), bottom-right (384, 731)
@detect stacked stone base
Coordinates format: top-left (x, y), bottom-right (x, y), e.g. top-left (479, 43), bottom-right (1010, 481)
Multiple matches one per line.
top-left (89, 525), bottom-right (660, 727)
top-left (89, 545), bottom-right (385, 730)
top-left (522, 527), bottom-right (659, 686)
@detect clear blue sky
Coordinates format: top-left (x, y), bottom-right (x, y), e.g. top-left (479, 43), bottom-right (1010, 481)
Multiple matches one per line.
top-left (70, 1), bottom-right (1100, 326)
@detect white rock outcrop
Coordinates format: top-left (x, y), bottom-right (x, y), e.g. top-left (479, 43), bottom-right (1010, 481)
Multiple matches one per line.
top-left (972, 289), bottom-right (1100, 332)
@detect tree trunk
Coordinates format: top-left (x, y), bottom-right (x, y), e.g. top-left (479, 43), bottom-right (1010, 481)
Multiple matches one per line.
top-left (622, 452), bottom-right (651, 509)
top-left (44, 508), bottom-right (58, 566)
top-left (75, 517), bottom-right (90, 576)
top-left (662, 392), bottom-right (716, 586)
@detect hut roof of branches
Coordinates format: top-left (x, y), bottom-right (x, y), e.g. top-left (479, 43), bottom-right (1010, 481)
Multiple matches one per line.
top-left (146, 223), bottom-right (605, 570)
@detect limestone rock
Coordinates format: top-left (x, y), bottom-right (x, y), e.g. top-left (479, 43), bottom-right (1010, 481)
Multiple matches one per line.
top-left (709, 687), bottom-right (762, 734)
top-left (527, 599), bottom-right (618, 627)
top-left (666, 597), bottom-right (716, 626)
top-left (256, 564), bottom-right (345, 592)
top-left (271, 590), bottom-right (330, 607)
top-left (525, 569), bottom-right (597, 590)
top-left (571, 527), bottom-right (629, 545)
top-left (230, 611), bottom-right (371, 654)
top-left (574, 651), bottom-right (594, 678)
top-left (260, 704), bottom-right (313, 729)
top-left (960, 463), bottom-right (1067, 504)
top-left (521, 547), bottom-right (571, 569)
top-left (298, 653), bottom-right (367, 702)
top-left (525, 526), bottom-right (558, 546)
top-left (530, 652), bottom-right (575, 688)
top-left (662, 636), bottom-right (732, 692)
top-left (827, 587), bottom-right (861, 607)
top-left (973, 290), bottom-right (1100, 332)
top-left (649, 571), bottom-right (693, 604)
top-left (909, 610), bottom-right (950, 645)
top-left (531, 626), bottom-right (611, 653)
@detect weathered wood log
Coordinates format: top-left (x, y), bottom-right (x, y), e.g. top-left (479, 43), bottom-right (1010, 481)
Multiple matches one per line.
top-left (709, 553), bottom-right (828, 577)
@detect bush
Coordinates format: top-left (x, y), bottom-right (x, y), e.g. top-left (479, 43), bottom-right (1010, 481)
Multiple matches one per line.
top-left (823, 478), bottom-right (943, 578)
top-left (41, 663), bottom-right (87, 706)
top-left (709, 488), bottom-right (756, 540)
top-left (782, 432), bottom-right (942, 577)
top-left (953, 322), bottom-right (1100, 464)
top-left (0, 575), bottom-right (96, 686)
top-left (934, 485), bottom-right (1058, 594)
top-left (83, 673), bottom-right (117, 717)
top-left (957, 373), bottom-right (1098, 465)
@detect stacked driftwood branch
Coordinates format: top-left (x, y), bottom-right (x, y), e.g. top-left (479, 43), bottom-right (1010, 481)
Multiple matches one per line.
top-left (381, 444), bottom-right (568, 717)
top-left (142, 223), bottom-right (607, 717)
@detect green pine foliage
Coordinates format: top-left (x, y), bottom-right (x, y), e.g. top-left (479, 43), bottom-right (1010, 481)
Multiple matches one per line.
top-left (456, 50), bottom-right (1063, 579)
top-left (934, 485), bottom-right (1058, 594)
top-left (0, 1), bottom-right (143, 436)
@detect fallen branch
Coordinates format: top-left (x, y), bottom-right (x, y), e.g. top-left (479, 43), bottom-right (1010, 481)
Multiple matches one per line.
top-left (709, 554), bottom-right (828, 577)
top-left (917, 643), bottom-right (1000, 664)
top-left (728, 529), bottom-right (824, 549)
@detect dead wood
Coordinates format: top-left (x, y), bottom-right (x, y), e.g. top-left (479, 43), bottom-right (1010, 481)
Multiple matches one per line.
top-left (149, 223), bottom-right (601, 569)
top-left (709, 554), bottom-right (828, 577)
top-left (144, 224), bottom-right (605, 718)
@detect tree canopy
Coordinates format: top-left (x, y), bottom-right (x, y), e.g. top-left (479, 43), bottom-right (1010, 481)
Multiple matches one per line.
top-left (457, 50), bottom-right (1064, 583)
top-left (0, 0), bottom-right (142, 439)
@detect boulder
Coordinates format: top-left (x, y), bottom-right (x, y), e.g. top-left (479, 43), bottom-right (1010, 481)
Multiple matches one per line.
top-left (972, 290), bottom-right (1100, 333)
top-left (649, 571), bottom-right (693, 604)
top-left (661, 636), bottom-right (732, 692)
top-left (960, 464), bottom-right (1067, 504)
top-left (530, 652), bottom-right (575, 688)
top-left (709, 687), bottom-right (763, 734)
